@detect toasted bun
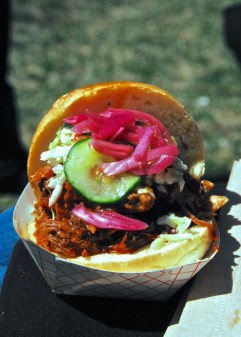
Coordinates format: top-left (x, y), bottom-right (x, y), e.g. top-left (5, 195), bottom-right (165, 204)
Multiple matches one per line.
top-left (28, 81), bottom-right (205, 180)
top-left (26, 220), bottom-right (211, 272)
top-left (27, 81), bottom-right (210, 272)
top-left (67, 227), bottom-right (211, 272)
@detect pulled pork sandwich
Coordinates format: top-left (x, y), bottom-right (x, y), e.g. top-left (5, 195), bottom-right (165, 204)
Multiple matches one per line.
top-left (27, 82), bottom-right (228, 272)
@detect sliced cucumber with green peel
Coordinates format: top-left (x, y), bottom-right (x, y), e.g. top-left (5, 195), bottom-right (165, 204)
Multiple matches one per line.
top-left (64, 138), bottom-right (141, 204)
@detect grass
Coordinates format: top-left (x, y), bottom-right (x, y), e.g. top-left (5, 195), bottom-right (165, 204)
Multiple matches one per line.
top-left (1, 0), bottom-right (241, 211)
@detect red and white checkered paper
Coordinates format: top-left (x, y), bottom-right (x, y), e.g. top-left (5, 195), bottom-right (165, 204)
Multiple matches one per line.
top-left (13, 184), bottom-right (218, 301)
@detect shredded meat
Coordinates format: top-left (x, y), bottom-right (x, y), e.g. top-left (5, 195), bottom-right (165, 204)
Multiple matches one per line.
top-left (32, 165), bottom-right (221, 259)
top-left (30, 165), bottom-right (54, 182)
top-left (123, 187), bottom-right (155, 212)
top-left (209, 195), bottom-right (229, 213)
top-left (34, 205), bottom-right (156, 258)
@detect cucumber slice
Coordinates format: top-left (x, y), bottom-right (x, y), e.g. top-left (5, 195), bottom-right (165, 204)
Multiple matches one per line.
top-left (64, 138), bottom-right (141, 204)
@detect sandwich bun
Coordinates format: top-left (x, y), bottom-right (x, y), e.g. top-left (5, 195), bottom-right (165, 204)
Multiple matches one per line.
top-left (27, 81), bottom-right (216, 272)
top-left (66, 226), bottom-right (211, 272)
top-left (28, 81), bottom-right (205, 180)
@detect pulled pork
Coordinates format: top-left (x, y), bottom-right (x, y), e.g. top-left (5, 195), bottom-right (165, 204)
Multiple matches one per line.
top-left (31, 166), bottom-right (225, 258)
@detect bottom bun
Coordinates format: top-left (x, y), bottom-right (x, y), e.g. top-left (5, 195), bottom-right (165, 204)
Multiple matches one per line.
top-left (26, 216), bottom-right (212, 273)
top-left (23, 186), bottom-right (213, 273)
top-left (67, 226), bottom-right (211, 272)
top-left (52, 226), bottom-right (211, 273)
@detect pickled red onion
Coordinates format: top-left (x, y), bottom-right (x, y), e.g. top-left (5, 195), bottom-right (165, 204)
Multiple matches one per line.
top-left (117, 130), bottom-right (140, 144)
top-left (64, 108), bottom-right (180, 176)
top-left (72, 202), bottom-right (148, 230)
top-left (73, 120), bottom-right (90, 134)
top-left (64, 114), bottom-right (88, 125)
top-left (90, 139), bottom-right (133, 159)
top-left (101, 156), bottom-right (138, 176)
top-left (101, 144), bottom-right (179, 176)
top-left (96, 110), bottom-right (135, 140)
top-left (132, 126), bottom-right (153, 162)
top-left (107, 108), bottom-right (163, 129)
top-left (130, 155), bottom-right (175, 175)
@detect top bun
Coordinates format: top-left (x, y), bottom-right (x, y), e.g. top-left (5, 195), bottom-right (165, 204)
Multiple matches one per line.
top-left (28, 81), bottom-right (205, 180)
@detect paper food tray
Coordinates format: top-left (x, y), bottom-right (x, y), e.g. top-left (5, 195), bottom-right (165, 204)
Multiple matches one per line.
top-left (13, 183), bottom-right (218, 301)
